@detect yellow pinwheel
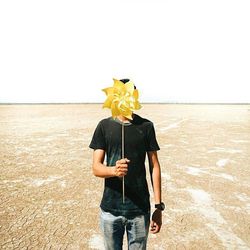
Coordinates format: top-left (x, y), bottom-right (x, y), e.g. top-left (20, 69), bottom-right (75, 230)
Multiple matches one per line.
top-left (102, 78), bottom-right (142, 120)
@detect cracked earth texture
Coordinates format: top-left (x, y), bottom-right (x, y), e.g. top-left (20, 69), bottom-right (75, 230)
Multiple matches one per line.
top-left (0, 104), bottom-right (250, 250)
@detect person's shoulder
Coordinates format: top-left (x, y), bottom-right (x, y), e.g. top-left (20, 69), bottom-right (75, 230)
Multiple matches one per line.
top-left (98, 116), bottom-right (113, 126)
top-left (132, 114), bottom-right (154, 126)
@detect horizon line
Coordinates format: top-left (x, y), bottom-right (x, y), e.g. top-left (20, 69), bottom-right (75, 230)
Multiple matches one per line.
top-left (0, 102), bottom-right (250, 105)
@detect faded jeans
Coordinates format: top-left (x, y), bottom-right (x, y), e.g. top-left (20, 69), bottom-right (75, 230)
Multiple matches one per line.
top-left (100, 209), bottom-right (150, 250)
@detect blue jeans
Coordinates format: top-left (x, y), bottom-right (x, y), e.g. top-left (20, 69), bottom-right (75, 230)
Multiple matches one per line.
top-left (100, 209), bottom-right (151, 250)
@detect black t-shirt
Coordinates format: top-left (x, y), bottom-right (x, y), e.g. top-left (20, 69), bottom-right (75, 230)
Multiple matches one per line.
top-left (89, 114), bottom-right (160, 217)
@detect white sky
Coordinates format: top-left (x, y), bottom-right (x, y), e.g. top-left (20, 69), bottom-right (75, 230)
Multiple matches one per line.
top-left (0, 0), bottom-right (249, 103)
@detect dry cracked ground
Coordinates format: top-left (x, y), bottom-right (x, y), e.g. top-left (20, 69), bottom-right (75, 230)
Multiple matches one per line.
top-left (0, 104), bottom-right (250, 250)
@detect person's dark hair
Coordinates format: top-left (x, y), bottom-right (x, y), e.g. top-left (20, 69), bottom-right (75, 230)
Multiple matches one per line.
top-left (119, 78), bottom-right (136, 89)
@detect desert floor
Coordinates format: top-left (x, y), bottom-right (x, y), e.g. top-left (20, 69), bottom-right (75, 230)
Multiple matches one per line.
top-left (0, 104), bottom-right (250, 250)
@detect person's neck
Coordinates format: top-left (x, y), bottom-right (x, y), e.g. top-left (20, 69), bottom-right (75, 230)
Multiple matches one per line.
top-left (117, 114), bottom-right (133, 123)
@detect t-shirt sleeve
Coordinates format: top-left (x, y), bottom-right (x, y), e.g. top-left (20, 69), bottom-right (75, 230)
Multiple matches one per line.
top-left (146, 122), bottom-right (160, 152)
top-left (89, 121), bottom-right (106, 150)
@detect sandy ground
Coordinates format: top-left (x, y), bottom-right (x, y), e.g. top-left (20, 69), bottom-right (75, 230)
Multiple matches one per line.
top-left (0, 104), bottom-right (250, 250)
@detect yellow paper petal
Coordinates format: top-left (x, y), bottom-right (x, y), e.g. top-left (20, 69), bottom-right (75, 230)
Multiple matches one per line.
top-left (111, 101), bottom-right (120, 118)
top-left (124, 82), bottom-right (134, 95)
top-left (113, 78), bottom-right (124, 91)
top-left (102, 87), bottom-right (114, 95)
top-left (134, 101), bottom-right (142, 110)
top-left (119, 103), bottom-right (132, 118)
top-left (133, 89), bottom-right (139, 100)
top-left (123, 110), bottom-right (133, 120)
top-left (103, 95), bottom-right (114, 108)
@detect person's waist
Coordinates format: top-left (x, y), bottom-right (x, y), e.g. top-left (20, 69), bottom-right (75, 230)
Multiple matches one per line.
top-left (100, 204), bottom-right (150, 217)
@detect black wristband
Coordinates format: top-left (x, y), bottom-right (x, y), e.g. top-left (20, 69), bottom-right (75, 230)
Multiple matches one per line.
top-left (155, 202), bottom-right (165, 211)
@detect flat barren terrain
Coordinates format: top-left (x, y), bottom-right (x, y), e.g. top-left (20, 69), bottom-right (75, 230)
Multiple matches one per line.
top-left (0, 104), bottom-right (250, 249)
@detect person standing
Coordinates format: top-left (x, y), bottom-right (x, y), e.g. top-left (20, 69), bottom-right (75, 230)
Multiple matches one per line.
top-left (89, 79), bottom-right (164, 249)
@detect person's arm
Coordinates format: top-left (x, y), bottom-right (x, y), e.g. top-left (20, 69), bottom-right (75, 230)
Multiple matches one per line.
top-left (92, 149), bottom-right (129, 178)
top-left (147, 151), bottom-right (162, 234)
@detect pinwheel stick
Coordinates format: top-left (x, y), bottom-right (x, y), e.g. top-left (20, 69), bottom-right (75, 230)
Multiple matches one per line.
top-left (122, 122), bottom-right (125, 203)
top-left (102, 78), bottom-right (142, 203)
